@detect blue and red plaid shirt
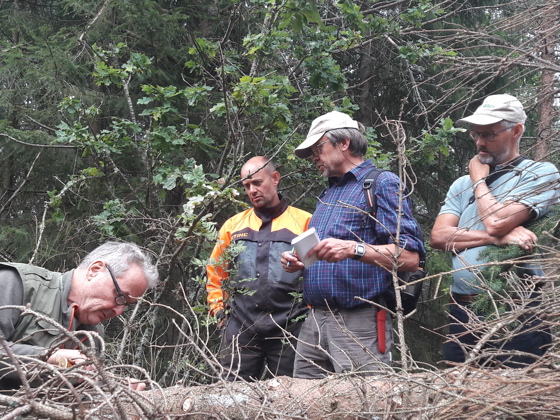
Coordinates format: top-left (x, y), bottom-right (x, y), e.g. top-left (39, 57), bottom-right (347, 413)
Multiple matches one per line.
top-left (304, 160), bottom-right (425, 308)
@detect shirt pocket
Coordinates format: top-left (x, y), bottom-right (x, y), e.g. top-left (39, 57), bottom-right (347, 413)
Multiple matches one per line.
top-left (268, 242), bottom-right (303, 287)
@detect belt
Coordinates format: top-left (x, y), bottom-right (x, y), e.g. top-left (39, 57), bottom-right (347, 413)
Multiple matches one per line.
top-left (311, 303), bottom-right (372, 312)
top-left (451, 293), bottom-right (479, 303)
top-left (451, 281), bottom-right (547, 304)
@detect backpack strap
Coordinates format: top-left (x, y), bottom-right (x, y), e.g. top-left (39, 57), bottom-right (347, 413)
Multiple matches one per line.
top-left (361, 168), bottom-right (387, 229)
top-left (362, 168), bottom-right (426, 268)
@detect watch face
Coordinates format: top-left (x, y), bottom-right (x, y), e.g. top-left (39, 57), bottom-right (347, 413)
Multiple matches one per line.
top-left (355, 244), bottom-right (366, 257)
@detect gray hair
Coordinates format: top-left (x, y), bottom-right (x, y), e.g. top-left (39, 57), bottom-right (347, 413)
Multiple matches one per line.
top-left (500, 120), bottom-right (524, 144)
top-left (78, 242), bottom-right (159, 289)
top-left (325, 123), bottom-right (368, 157)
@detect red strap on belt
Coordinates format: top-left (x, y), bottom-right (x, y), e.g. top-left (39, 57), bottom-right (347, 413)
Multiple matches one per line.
top-left (377, 308), bottom-right (386, 354)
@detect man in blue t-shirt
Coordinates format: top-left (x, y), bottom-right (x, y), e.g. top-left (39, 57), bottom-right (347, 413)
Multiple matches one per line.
top-left (430, 94), bottom-right (560, 367)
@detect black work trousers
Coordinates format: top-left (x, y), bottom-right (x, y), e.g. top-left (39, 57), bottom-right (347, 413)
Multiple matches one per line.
top-left (219, 314), bottom-right (302, 381)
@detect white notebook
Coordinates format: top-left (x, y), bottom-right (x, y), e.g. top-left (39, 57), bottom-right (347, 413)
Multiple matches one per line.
top-left (291, 227), bottom-right (320, 267)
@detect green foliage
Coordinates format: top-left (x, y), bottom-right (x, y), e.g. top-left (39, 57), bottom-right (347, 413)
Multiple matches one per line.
top-left (92, 44), bottom-right (153, 87)
top-left (471, 209), bottom-right (560, 318)
top-left (92, 199), bottom-right (135, 238)
top-left (425, 245), bottom-right (453, 290)
top-left (0, 227), bottom-right (34, 261)
top-left (398, 43), bottom-right (457, 64)
top-left (363, 127), bottom-right (390, 163)
top-left (414, 118), bottom-right (465, 164)
top-left (277, 0), bottom-right (321, 32)
top-left (400, 1), bottom-right (445, 28)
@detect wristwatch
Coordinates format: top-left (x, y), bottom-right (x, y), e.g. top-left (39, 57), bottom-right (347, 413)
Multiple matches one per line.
top-left (353, 243), bottom-right (366, 260)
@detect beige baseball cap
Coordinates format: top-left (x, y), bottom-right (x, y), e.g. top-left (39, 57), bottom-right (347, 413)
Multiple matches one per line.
top-left (295, 111), bottom-right (359, 158)
top-left (456, 94), bottom-right (527, 126)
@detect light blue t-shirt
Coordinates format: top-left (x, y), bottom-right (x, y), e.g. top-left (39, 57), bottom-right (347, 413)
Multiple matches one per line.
top-left (438, 159), bottom-right (560, 294)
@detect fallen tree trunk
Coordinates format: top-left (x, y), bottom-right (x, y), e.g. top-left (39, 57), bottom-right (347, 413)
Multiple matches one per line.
top-left (139, 367), bottom-right (560, 419)
top-left (5, 364), bottom-right (560, 418)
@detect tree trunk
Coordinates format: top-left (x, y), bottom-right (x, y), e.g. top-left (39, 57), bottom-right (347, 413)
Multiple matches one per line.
top-left (132, 369), bottom-right (560, 419)
top-left (534, 5), bottom-right (557, 161)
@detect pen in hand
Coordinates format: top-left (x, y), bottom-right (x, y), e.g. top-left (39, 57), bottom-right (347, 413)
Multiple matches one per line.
top-left (286, 247), bottom-right (295, 267)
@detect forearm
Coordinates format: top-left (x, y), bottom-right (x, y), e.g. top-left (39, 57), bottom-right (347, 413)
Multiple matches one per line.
top-left (315, 239), bottom-right (419, 271)
top-left (0, 341), bottom-right (48, 386)
top-left (430, 218), bottom-right (537, 253)
top-left (0, 342), bottom-right (47, 386)
top-left (205, 272), bottom-right (225, 316)
top-left (362, 243), bottom-right (419, 272)
top-left (473, 182), bottom-right (532, 236)
top-left (2, 342), bottom-right (48, 358)
top-left (206, 242), bottom-right (228, 316)
top-left (431, 211), bottom-right (505, 253)
top-left (430, 225), bottom-right (497, 253)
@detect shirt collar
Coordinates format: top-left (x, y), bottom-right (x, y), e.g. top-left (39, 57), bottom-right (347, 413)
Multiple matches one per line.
top-left (61, 270), bottom-right (79, 330)
top-left (327, 159), bottom-right (372, 187)
top-left (491, 155), bottom-right (525, 173)
top-left (253, 195), bottom-right (288, 223)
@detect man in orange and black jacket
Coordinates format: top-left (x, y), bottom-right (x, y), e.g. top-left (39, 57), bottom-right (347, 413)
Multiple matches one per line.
top-left (207, 156), bottom-right (311, 381)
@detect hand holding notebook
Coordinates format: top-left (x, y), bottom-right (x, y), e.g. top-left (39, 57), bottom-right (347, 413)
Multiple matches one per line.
top-left (291, 227), bottom-right (320, 267)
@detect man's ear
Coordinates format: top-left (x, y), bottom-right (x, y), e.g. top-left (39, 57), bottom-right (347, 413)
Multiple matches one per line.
top-left (87, 261), bottom-right (105, 280)
top-left (512, 123), bottom-right (524, 141)
top-left (337, 137), bottom-right (350, 152)
top-left (272, 171), bottom-right (280, 185)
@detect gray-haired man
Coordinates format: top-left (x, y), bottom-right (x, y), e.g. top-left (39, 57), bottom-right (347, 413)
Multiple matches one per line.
top-left (430, 94), bottom-right (560, 367)
top-left (282, 111), bottom-right (425, 378)
top-left (0, 242), bottom-right (159, 389)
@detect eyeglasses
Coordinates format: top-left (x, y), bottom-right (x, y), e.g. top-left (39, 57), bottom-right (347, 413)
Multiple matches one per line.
top-left (106, 264), bottom-right (129, 306)
top-left (469, 126), bottom-right (512, 142)
top-left (309, 139), bottom-right (330, 158)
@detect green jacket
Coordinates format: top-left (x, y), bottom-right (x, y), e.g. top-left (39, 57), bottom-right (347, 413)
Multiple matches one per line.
top-left (0, 262), bottom-right (101, 350)
top-left (0, 263), bottom-right (102, 390)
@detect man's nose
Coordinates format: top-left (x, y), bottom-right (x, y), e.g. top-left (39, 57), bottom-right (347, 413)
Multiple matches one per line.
top-left (114, 305), bottom-right (126, 316)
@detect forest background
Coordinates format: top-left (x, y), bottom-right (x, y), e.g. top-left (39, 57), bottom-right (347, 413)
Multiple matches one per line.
top-left (1, 0), bottom-right (560, 417)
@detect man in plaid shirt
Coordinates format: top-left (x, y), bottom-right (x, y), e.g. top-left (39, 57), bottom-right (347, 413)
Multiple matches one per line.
top-left (282, 111), bottom-right (424, 378)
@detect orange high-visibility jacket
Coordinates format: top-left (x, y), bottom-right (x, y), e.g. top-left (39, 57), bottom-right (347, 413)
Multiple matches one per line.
top-left (206, 200), bottom-right (310, 333)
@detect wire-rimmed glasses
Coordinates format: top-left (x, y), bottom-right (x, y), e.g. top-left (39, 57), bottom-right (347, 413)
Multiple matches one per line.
top-left (469, 126), bottom-right (511, 142)
top-left (309, 139), bottom-right (330, 158)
